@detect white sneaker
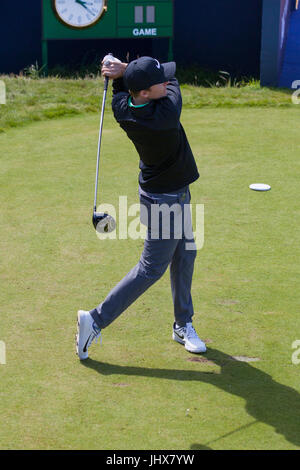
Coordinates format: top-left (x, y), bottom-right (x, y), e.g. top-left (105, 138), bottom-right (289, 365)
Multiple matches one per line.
top-left (173, 322), bottom-right (206, 353)
top-left (76, 310), bottom-right (102, 360)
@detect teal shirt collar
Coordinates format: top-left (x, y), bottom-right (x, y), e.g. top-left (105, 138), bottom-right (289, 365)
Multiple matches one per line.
top-left (128, 96), bottom-right (150, 108)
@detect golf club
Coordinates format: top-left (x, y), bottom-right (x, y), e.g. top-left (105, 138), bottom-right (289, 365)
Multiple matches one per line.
top-left (93, 53), bottom-right (120, 233)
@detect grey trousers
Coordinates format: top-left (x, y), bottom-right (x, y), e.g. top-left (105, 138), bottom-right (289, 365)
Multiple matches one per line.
top-left (90, 185), bottom-right (197, 329)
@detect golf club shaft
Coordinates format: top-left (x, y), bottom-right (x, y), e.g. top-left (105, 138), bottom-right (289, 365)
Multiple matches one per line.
top-left (94, 54), bottom-right (121, 214)
top-left (93, 75), bottom-right (109, 212)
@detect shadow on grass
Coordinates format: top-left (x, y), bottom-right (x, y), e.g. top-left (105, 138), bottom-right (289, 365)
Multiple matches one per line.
top-left (82, 348), bottom-right (300, 448)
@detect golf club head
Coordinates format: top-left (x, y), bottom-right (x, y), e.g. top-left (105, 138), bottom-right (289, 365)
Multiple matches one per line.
top-left (93, 212), bottom-right (116, 233)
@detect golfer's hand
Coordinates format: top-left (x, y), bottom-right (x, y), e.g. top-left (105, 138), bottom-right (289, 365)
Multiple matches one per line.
top-left (101, 61), bottom-right (128, 80)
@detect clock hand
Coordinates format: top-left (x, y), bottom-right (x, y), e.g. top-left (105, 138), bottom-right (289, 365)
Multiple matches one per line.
top-left (75, 0), bottom-right (94, 8)
top-left (75, 0), bottom-right (96, 15)
top-left (85, 6), bottom-right (96, 17)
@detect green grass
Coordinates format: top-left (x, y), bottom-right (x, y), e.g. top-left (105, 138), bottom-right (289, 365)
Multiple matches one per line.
top-left (0, 75), bottom-right (294, 133)
top-left (0, 89), bottom-right (300, 449)
top-left (0, 76), bottom-right (102, 132)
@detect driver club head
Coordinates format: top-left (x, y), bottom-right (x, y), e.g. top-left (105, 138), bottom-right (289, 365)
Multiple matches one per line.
top-left (93, 212), bottom-right (116, 233)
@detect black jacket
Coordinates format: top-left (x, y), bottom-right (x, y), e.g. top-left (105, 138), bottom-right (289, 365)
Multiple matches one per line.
top-left (112, 76), bottom-right (199, 193)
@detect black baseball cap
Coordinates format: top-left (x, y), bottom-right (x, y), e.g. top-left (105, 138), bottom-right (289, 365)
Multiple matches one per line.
top-left (124, 56), bottom-right (176, 91)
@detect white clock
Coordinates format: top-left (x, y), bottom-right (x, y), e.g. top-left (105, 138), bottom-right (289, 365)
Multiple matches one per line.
top-left (52, 0), bottom-right (107, 29)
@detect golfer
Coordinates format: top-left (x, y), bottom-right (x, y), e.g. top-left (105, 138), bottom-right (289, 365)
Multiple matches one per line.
top-left (76, 56), bottom-right (206, 359)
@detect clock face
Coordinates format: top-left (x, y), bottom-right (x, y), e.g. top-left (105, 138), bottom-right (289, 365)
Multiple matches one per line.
top-left (52, 0), bottom-right (107, 29)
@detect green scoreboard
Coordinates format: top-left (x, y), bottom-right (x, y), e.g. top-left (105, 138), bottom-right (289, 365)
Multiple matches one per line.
top-left (42, 0), bottom-right (174, 72)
